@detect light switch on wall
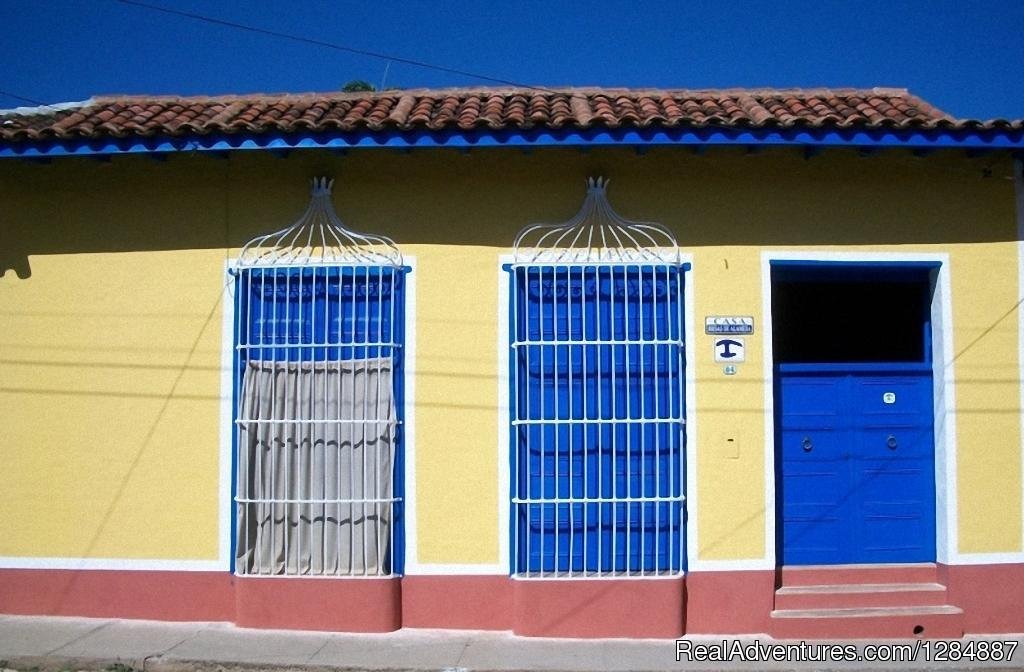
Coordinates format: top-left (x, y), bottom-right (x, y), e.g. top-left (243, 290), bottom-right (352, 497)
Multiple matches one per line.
top-left (725, 437), bottom-right (739, 459)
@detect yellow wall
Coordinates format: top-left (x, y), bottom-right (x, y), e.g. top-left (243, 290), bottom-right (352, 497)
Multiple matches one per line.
top-left (408, 244), bottom-right (501, 563)
top-left (950, 242), bottom-right (1022, 552)
top-left (0, 147), bottom-right (1019, 563)
top-left (0, 250), bottom-right (226, 559)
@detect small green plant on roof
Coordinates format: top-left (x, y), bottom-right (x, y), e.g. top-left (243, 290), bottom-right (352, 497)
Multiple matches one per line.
top-left (104, 663), bottom-right (139, 672)
top-left (341, 80), bottom-right (376, 92)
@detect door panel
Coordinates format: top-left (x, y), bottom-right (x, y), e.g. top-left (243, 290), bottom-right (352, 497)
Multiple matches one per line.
top-left (855, 377), bottom-right (932, 424)
top-left (780, 427), bottom-right (844, 461)
top-left (779, 428), bottom-right (847, 564)
top-left (778, 378), bottom-right (843, 427)
top-left (778, 370), bottom-right (936, 565)
top-left (860, 497), bottom-right (931, 561)
top-left (856, 427), bottom-right (933, 459)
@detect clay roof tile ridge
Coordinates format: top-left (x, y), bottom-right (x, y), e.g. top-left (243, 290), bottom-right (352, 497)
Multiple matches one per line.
top-left (204, 100), bottom-right (252, 129)
top-left (569, 94), bottom-right (594, 127)
top-left (387, 94), bottom-right (417, 127)
top-left (4, 87), bottom-right (1021, 142)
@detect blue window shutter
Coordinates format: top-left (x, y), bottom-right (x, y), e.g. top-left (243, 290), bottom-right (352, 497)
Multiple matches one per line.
top-left (510, 264), bottom-right (686, 575)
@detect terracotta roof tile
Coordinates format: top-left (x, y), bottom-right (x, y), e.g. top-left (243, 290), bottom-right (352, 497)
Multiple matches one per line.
top-left (1, 87), bottom-right (1020, 143)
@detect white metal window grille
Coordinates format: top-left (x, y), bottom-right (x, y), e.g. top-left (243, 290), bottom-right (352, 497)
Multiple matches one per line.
top-left (232, 178), bottom-right (406, 577)
top-left (509, 178), bottom-right (686, 578)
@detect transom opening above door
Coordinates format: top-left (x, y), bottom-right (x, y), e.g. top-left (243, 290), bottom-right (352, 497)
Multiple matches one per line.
top-left (770, 262), bottom-right (938, 366)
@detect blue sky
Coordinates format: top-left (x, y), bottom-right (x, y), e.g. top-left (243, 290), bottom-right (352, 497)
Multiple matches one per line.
top-left (2, 0), bottom-right (1022, 119)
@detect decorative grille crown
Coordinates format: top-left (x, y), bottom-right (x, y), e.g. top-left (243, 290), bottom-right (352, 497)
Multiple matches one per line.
top-left (238, 177), bottom-right (402, 268)
top-left (513, 177), bottom-right (679, 264)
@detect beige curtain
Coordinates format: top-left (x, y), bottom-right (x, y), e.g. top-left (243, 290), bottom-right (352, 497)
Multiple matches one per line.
top-left (235, 357), bottom-right (396, 576)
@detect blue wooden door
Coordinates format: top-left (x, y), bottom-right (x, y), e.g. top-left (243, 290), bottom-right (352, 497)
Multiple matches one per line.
top-left (777, 366), bottom-right (936, 565)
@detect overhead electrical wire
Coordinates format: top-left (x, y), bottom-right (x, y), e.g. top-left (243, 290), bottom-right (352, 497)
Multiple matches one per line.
top-left (0, 89), bottom-right (60, 110)
top-left (112, 0), bottom-right (556, 93)
top-left (0, 90), bottom-right (47, 106)
top-left (2, 0), bottom-right (557, 112)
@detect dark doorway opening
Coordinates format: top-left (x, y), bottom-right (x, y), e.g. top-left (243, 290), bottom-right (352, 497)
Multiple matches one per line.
top-left (771, 263), bottom-right (936, 364)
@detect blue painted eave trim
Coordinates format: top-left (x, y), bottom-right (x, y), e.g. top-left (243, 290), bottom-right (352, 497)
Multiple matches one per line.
top-left (2, 125), bottom-right (1024, 159)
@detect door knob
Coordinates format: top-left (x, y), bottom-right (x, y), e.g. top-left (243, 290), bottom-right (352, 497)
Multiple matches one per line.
top-left (802, 437), bottom-right (813, 452)
top-left (887, 434), bottom-right (898, 450)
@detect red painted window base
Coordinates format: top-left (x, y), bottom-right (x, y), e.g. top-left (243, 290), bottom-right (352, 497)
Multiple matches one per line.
top-left (1, 565), bottom-right (1021, 637)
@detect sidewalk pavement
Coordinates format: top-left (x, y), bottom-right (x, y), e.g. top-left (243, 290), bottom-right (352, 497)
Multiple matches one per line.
top-left (1, 615), bottom-right (1023, 672)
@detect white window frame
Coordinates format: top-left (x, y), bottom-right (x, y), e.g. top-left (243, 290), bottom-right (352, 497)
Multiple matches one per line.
top-left (220, 257), bottom-right (417, 578)
top-left (498, 253), bottom-right (696, 578)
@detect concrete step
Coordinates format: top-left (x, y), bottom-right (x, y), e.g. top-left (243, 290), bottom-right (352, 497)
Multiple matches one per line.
top-left (770, 605), bottom-right (964, 640)
top-left (779, 563), bottom-right (939, 587)
top-left (774, 582), bottom-right (948, 610)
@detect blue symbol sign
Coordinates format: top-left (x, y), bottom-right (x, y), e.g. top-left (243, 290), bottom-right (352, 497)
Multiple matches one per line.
top-left (714, 337), bottom-right (746, 363)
